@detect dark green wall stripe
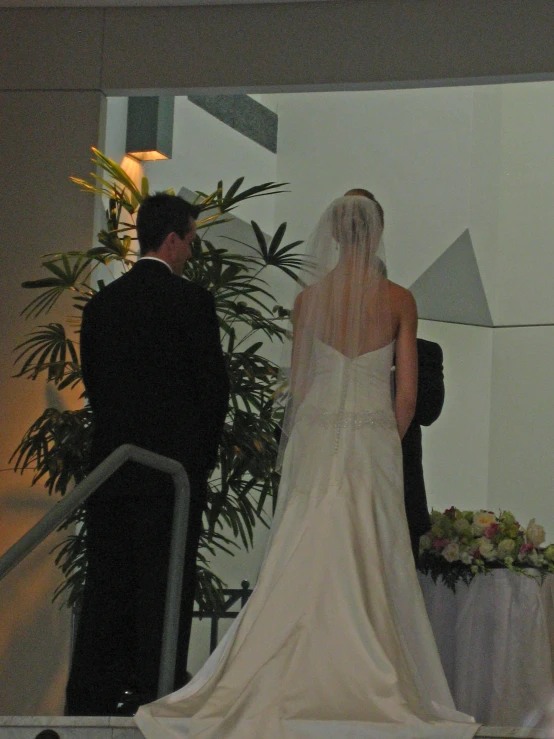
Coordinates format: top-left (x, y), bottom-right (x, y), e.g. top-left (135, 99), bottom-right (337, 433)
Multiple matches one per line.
top-left (188, 94), bottom-right (277, 153)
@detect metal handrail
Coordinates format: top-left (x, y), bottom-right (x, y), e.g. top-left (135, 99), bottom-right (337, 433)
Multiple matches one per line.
top-left (0, 443), bottom-right (190, 698)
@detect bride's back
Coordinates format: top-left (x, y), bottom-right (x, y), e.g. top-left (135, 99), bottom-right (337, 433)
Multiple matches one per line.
top-left (281, 194), bottom-right (418, 457)
top-left (295, 270), bottom-right (401, 360)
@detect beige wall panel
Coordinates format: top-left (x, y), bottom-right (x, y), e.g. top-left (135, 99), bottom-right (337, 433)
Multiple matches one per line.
top-left (0, 8), bottom-right (103, 90)
top-left (101, 0), bottom-right (554, 93)
top-left (0, 90), bottom-right (105, 714)
top-left (0, 90), bottom-right (105, 467)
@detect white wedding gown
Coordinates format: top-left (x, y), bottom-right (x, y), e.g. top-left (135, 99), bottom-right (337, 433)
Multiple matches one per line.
top-left (136, 339), bottom-right (478, 739)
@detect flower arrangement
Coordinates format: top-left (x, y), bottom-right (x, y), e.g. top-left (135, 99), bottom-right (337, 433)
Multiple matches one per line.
top-left (417, 507), bottom-right (554, 591)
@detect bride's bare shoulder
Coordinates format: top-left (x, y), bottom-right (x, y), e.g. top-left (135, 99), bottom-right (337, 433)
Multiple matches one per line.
top-left (293, 285), bottom-right (313, 321)
top-left (294, 286), bottom-right (309, 308)
top-left (386, 280), bottom-right (417, 314)
top-left (294, 282), bottom-right (319, 307)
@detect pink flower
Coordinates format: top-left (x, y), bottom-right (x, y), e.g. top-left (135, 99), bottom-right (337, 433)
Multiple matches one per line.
top-left (433, 538), bottom-right (449, 551)
top-left (484, 523), bottom-right (500, 539)
top-left (519, 543), bottom-right (534, 556)
top-left (444, 507), bottom-right (457, 520)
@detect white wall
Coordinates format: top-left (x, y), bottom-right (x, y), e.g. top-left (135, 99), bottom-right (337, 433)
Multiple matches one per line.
top-left (272, 88), bottom-right (474, 286)
top-left (484, 84), bottom-right (554, 538)
top-left (145, 97), bottom-right (277, 233)
top-left (488, 327), bottom-right (554, 540)
top-left (468, 86), bottom-right (502, 319)
top-left (417, 321), bottom-right (493, 514)
top-left (495, 82), bottom-right (554, 325)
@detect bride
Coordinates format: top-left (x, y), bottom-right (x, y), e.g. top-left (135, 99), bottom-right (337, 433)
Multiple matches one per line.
top-left (135, 195), bottom-right (479, 739)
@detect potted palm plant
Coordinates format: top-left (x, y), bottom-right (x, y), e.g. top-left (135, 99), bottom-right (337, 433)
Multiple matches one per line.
top-left (11, 148), bottom-right (306, 610)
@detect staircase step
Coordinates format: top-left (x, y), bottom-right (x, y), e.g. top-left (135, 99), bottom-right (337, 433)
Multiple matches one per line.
top-left (0, 717), bottom-right (548, 739)
top-left (0, 717), bottom-right (141, 739)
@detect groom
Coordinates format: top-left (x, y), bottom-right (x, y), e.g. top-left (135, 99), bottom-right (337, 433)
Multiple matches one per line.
top-left (66, 193), bottom-right (230, 715)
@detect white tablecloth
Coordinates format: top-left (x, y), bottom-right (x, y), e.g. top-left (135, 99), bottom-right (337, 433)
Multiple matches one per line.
top-left (419, 570), bottom-right (554, 726)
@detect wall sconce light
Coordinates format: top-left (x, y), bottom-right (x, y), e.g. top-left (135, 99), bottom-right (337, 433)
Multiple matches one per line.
top-left (125, 96), bottom-right (175, 161)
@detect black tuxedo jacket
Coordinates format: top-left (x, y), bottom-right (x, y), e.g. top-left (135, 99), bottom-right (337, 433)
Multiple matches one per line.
top-left (401, 339), bottom-right (444, 548)
top-left (80, 259), bottom-right (230, 488)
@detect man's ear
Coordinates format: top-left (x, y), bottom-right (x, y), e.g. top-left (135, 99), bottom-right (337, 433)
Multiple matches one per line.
top-left (164, 231), bottom-right (179, 252)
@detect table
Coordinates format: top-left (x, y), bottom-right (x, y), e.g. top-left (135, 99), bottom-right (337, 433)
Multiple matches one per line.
top-left (419, 570), bottom-right (554, 726)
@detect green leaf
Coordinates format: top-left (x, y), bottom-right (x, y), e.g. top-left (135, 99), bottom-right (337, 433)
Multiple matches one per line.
top-left (220, 177), bottom-right (245, 209)
top-left (267, 222), bottom-right (287, 256)
top-left (250, 221), bottom-right (268, 260)
top-left (13, 323), bottom-right (79, 384)
top-left (90, 147), bottom-right (143, 205)
top-left (141, 176), bottom-right (150, 199)
top-left (20, 255), bottom-right (94, 318)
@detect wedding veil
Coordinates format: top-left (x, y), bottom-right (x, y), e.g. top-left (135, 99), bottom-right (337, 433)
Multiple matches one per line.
top-left (269, 195), bottom-right (393, 538)
top-left (276, 194), bottom-right (391, 452)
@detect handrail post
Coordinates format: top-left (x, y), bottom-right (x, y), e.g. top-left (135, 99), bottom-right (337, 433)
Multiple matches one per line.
top-left (0, 443), bottom-right (190, 703)
top-left (156, 468), bottom-right (189, 696)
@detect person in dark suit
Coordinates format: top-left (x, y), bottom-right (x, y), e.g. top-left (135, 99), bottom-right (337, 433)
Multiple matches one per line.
top-left (66, 193), bottom-right (230, 716)
top-left (401, 338), bottom-right (444, 563)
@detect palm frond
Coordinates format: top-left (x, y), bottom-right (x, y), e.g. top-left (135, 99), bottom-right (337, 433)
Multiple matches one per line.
top-left (13, 323), bottom-right (80, 384)
top-left (249, 221), bottom-right (309, 282)
top-left (10, 407), bottom-right (94, 496)
top-left (20, 255), bottom-right (94, 318)
top-left (90, 147), bottom-right (144, 206)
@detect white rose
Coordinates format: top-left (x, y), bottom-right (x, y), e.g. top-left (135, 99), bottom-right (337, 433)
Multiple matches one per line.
top-left (454, 518), bottom-right (471, 535)
top-left (460, 549), bottom-right (473, 565)
top-left (526, 519), bottom-right (546, 548)
top-left (472, 511), bottom-right (497, 534)
top-left (477, 537), bottom-right (496, 560)
top-left (442, 542), bottom-right (460, 563)
top-left (497, 539), bottom-right (516, 559)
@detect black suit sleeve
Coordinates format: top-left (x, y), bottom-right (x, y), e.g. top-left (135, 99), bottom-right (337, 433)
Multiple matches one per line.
top-left (190, 290), bottom-right (230, 470)
top-left (413, 339), bottom-right (444, 427)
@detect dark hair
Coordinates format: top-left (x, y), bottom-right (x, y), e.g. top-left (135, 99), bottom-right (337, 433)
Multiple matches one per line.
top-left (136, 193), bottom-right (200, 255)
top-left (344, 188), bottom-right (385, 228)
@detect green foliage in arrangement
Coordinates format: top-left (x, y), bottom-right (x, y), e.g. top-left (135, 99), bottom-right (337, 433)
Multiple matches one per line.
top-left (12, 148), bottom-right (307, 610)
